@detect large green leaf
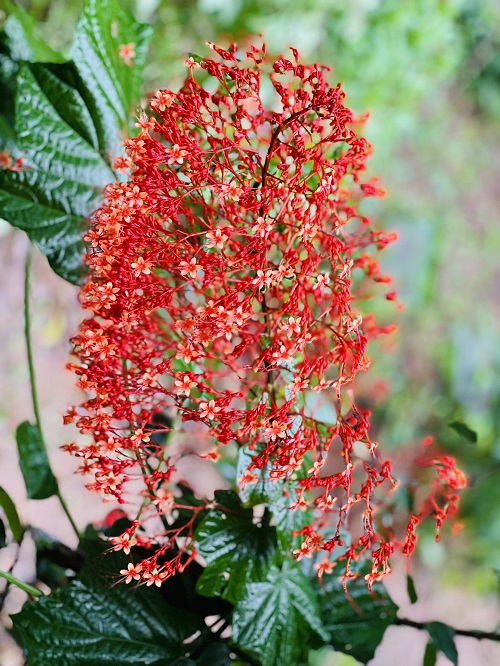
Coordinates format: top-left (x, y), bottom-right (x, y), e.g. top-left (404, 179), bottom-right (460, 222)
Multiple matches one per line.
top-left (318, 574), bottom-right (399, 664)
top-left (0, 62), bottom-right (115, 281)
top-left (232, 561), bottom-right (328, 666)
top-left (71, 0), bottom-right (153, 158)
top-left (12, 579), bottom-right (199, 666)
top-left (0, 1), bottom-right (63, 62)
top-left (0, 0), bottom-right (152, 283)
top-left (14, 536), bottom-right (235, 664)
top-left (194, 490), bottom-right (276, 604)
top-left (15, 421), bottom-right (58, 500)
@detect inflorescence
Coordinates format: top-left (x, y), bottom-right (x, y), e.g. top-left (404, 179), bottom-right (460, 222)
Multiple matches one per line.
top-left (66, 43), bottom-right (465, 588)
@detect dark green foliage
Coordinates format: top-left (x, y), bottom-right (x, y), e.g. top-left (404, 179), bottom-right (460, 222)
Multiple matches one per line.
top-left (232, 561), bottom-right (328, 666)
top-left (13, 536), bottom-right (235, 665)
top-left (12, 579), bottom-right (199, 665)
top-left (195, 490), bottom-right (276, 603)
top-left (169, 483), bottom-right (207, 537)
top-left (0, 0), bottom-right (63, 62)
top-left (194, 643), bottom-right (233, 665)
top-left (317, 574), bottom-right (399, 664)
top-left (0, 486), bottom-right (24, 543)
top-left (237, 446), bottom-right (312, 551)
top-left (423, 642), bottom-right (437, 666)
top-left (0, 0), bottom-right (151, 283)
top-left (15, 421), bottom-right (58, 500)
top-left (70, 0), bottom-right (152, 158)
top-left (0, 518), bottom-right (6, 549)
top-left (449, 421), bottom-right (478, 443)
top-left (33, 529), bottom-right (83, 589)
top-left (407, 574), bottom-right (418, 604)
top-left (425, 621), bottom-right (458, 666)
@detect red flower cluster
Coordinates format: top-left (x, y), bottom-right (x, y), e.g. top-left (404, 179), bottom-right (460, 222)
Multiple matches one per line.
top-left (67, 43), bottom-right (464, 586)
top-left (0, 149), bottom-right (24, 171)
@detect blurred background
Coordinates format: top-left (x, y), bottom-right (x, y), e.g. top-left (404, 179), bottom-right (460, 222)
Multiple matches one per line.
top-left (1, 0), bottom-right (500, 664)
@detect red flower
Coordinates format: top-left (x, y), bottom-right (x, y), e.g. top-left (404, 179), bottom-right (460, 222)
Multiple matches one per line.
top-left (68, 43), bottom-right (464, 585)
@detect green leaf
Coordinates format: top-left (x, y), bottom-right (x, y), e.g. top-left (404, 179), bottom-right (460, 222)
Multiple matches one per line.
top-left (12, 579), bottom-right (199, 666)
top-left (36, 552), bottom-right (71, 589)
top-left (195, 642), bottom-right (232, 665)
top-left (423, 642), bottom-right (437, 666)
top-left (170, 483), bottom-right (207, 536)
top-left (77, 536), bottom-right (129, 587)
top-left (237, 446), bottom-right (311, 551)
top-left (449, 421), bottom-right (478, 444)
top-left (0, 518), bottom-right (6, 548)
top-left (78, 535), bottom-right (233, 622)
top-left (188, 52), bottom-right (204, 65)
top-left (71, 0), bottom-right (153, 158)
top-left (271, 484), bottom-right (312, 552)
top-left (33, 529), bottom-right (82, 589)
top-left (0, 1), bottom-right (63, 62)
top-left (167, 645), bottom-right (232, 666)
top-left (317, 575), bottom-right (398, 664)
top-left (407, 574), bottom-right (418, 604)
top-left (0, 0), bottom-right (152, 283)
top-left (195, 490), bottom-right (276, 604)
top-left (15, 421), bottom-right (58, 500)
top-left (0, 485), bottom-right (24, 543)
top-left (425, 621), bottom-right (458, 666)
top-left (237, 445), bottom-right (278, 505)
top-left (0, 61), bottom-right (113, 282)
top-left (232, 561), bottom-right (328, 666)
top-left (0, 50), bottom-right (18, 151)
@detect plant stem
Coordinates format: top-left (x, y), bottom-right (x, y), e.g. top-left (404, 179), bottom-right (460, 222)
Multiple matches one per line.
top-left (56, 489), bottom-right (80, 539)
top-left (395, 617), bottom-right (500, 642)
top-left (24, 245), bottom-right (80, 541)
top-left (0, 569), bottom-right (43, 598)
top-left (24, 246), bottom-right (43, 431)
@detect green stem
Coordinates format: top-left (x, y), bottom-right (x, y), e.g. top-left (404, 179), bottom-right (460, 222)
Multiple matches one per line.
top-left (24, 246), bottom-right (43, 430)
top-left (0, 569), bottom-right (43, 598)
top-left (24, 245), bottom-right (80, 541)
top-left (56, 489), bottom-right (80, 539)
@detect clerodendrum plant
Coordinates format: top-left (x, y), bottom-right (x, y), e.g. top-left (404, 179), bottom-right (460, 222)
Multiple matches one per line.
top-left (66, 43), bottom-right (465, 589)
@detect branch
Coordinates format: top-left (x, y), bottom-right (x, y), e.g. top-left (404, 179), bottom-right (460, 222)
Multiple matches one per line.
top-left (395, 617), bottom-right (500, 642)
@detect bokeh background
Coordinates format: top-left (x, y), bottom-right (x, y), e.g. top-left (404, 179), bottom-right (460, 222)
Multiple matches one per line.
top-left (1, 0), bottom-right (500, 664)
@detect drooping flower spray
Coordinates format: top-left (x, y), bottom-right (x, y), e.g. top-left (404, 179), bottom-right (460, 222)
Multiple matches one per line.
top-left (66, 43), bottom-right (465, 586)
